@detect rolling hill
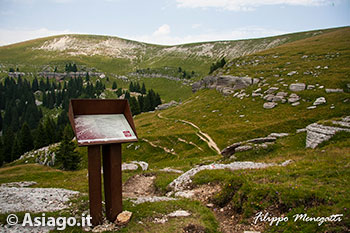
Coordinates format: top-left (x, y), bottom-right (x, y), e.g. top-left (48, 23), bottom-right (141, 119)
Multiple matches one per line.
top-left (0, 26), bottom-right (349, 232)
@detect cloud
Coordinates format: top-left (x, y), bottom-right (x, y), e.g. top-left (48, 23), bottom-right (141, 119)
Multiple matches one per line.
top-left (124, 26), bottom-right (287, 46)
top-left (0, 28), bottom-right (75, 46)
top-left (153, 24), bottom-right (171, 36)
top-left (176, 0), bottom-right (329, 11)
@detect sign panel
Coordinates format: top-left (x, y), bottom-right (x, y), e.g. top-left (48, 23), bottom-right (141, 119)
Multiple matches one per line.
top-left (74, 114), bottom-right (137, 145)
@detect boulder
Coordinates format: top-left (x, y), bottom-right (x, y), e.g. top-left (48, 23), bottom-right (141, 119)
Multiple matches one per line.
top-left (115, 211), bottom-right (133, 225)
top-left (291, 102), bottom-right (300, 106)
top-left (235, 145), bottom-right (253, 152)
top-left (313, 97), bottom-right (326, 106)
top-left (263, 94), bottom-right (275, 102)
top-left (287, 71), bottom-right (298, 76)
top-left (289, 83), bottom-right (306, 92)
top-left (221, 142), bottom-right (241, 157)
top-left (276, 92), bottom-right (288, 97)
top-left (263, 102), bottom-right (277, 109)
top-left (288, 93), bottom-right (300, 103)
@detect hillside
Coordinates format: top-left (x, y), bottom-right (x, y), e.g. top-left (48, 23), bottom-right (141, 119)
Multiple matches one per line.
top-left (0, 27), bottom-right (349, 232)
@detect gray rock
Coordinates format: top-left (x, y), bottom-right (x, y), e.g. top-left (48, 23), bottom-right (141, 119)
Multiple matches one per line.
top-left (269, 133), bottom-right (289, 138)
top-left (252, 93), bottom-right (263, 97)
top-left (235, 145), bottom-right (253, 152)
top-left (289, 83), bottom-right (306, 92)
top-left (192, 75), bottom-right (254, 93)
top-left (306, 121), bottom-right (350, 148)
top-left (263, 102), bottom-right (277, 109)
top-left (288, 93), bottom-right (300, 103)
top-left (307, 106), bottom-right (317, 110)
top-left (221, 142), bottom-right (241, 157)
top-left (325, 88), bottom-right (343, 93)
top-left (168, 210), bottom-right (191, 217)
top-left (247, 137), bottom-right (276, 144)
top-left (265, 87), bottom-right (279, 94)
top-left (263, 94), bottom-right (275, 102)
top-left (292, 101), bottom-right (300, 106)
top-left (313, 97), bottom-right (326, 106)
top-left (272, 96), bottom-right (284, 102)
top-left (276, 92), bottom-right (288, 97)
top-left (287, 71), bottom-right (298, 76)
top-left (296, 128), bottom-right (306, 133)
top-left (307, 85), bottom-right (315, 90)
top-left (156, 100), bottom-right (178, 110)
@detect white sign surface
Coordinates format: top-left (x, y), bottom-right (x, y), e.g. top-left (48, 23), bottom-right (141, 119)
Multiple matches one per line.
top-left (74, 114), bottom-right (137, 144)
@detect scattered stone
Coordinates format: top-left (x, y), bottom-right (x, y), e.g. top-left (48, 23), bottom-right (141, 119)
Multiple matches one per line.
top-left (252, 93), bottom-right (263, 97)
top-left (130, 196), bottom-right (177, 204)
top-left (288, 93), bottom-right (300, 103)
top-left (325, 88), bottom-right (343, 93)
top-left (291, 101), bottom-right (300, 106)
top-left (122, 163), bottom-right (138, 171)
top-left (265, 87), bottom-right (279, 94)
top-left (175, 190), bottom-right (195, 198)
top-left (276, 92), bottom-right (288, 97)
top-left (159, 168), bottom-right (184, 174)
top-left (253, 88), bottom-right (262, 93)
top-left (307, 85), bottom-right (315, 90)
top-left (287, 71), bottom-right (298, 76)
top-left (263, 94), bottom-right (275, 102)
top-left (206, 203), bottom-right (214, 208)
top-left (115, 211), bottom-right (132, 226)
top-left (168, 210), bottom-right (191, 217)
top-left (289, 83), bottom-right (306, 92)
top-left (263, 102), bottom-right (277, 109)
top-left (269, 133), bottom-right (289, 138)
top-left (131, 161), bottom-right (148, 171)
top-left (313, 97), bottom-right (326, 106)
top-left (247, 137), bottom-right (276, 144)
top-left (307, 106), bottom-right (317, 110)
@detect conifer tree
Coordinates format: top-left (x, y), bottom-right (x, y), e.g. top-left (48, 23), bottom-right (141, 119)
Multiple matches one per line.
top-left (141, 83), bottom-right (146, 94)
top-left (19, 122), bottom-right (34, 155)
top-left (3, 128), bottom-right (14, 163)
top-left (11, 136), bottom-right (21, 161)
top-left (129, 97), bottom-right (140, 115)
top-left (112, 81), bottom-right (117, 90)
top-left (34, 122), bottom-right (47, 149)
top-left (56, 124), bottom-right (80, 170)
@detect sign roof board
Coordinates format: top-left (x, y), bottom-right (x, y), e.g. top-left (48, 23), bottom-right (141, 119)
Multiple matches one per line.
top-left (69, 99), bottom-right (138, 146)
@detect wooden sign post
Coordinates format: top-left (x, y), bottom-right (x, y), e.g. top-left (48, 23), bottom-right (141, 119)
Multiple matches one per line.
top-left (68, 99), bottom-right (138, 225)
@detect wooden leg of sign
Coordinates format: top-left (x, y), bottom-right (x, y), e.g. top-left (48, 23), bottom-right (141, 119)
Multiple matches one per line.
top-left (102, 143), bottom-right (122, 222)
top-left (88, 145), bottom-right (103, 226)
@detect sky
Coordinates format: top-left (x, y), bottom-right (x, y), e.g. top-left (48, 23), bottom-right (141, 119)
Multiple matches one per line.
top-left (0, 0), bottom-right (349, 46)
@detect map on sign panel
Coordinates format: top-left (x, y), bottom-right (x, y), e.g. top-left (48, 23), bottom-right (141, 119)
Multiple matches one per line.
top-left (74, 114), bottom-right (137, 144)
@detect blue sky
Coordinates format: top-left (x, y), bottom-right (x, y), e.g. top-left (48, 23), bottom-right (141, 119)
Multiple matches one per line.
top-left (0, 0), bottom-right (349, 46)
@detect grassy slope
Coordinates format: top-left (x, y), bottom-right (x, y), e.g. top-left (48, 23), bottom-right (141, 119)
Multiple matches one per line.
top-left (0, 27), bottom-right (349, 232)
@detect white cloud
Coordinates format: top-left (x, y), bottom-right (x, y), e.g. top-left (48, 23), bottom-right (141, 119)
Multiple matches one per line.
top-left (153, 24), bottom-right (171, 36)
top-left (125, 26), bottom-right (287, 46)
top-left (176, 0), bottom-right (329, 11)
top-left (0, 28), bottom-right (75, 46)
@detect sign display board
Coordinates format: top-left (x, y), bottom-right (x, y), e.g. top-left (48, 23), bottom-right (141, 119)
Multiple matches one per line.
top-left (68, 99), bottom-right (138, 225)
top-left (74, 114), bottom-right (137, 144)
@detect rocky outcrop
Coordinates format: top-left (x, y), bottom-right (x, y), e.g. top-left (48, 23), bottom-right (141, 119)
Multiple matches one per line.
top-left (156, 100), bottom-right (178, 110)
top-left (305, 116), bottom-right (350, 148)
top-left (192, 75), bottom-right (258, 94)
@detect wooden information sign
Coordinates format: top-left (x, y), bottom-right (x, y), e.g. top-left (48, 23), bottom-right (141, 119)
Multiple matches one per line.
top-left (68, 99), bottom-right (138, 225)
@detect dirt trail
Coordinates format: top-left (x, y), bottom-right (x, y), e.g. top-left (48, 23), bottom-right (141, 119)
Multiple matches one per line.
top-left (123, 174), bottom-right (156, 198)
top-left (142, 138), bottom-right (176, 155)
top-left (158, 113), bottom-right (221, 154)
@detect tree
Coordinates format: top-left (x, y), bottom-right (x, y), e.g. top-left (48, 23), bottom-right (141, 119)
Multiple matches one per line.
top-left (129, 82), bottom-right (134, 92)
top-left (0, 113), bottom-right (2, 131)
top-left (129, 97), bottom-right (140, 115)
top-left (112, 81), bottom-right (117, 90)
top-left (19, 122), bottom-right (34, 155)
top-left (3, 128), bottom-right (14, 163)
top-left (141, 83), bottom-right (146, 95)
top-left (11, 136), bottom-right (21, 161)
top-left (34, 122), bottom-right (47, 149)
top-left (56, 124), bottom-right (81, 170)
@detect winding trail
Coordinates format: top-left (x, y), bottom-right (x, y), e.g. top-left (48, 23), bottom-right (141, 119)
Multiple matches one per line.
top-left (158, 113), bottom-right (221, 154)
top-left (142, 138), bottom-right (176, 155)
